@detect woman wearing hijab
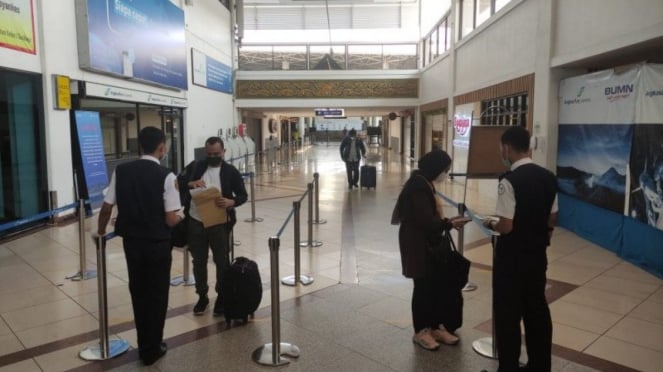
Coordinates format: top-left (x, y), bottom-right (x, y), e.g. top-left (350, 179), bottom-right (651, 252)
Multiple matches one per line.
top-left (392, 149), bottom-right (469, 351)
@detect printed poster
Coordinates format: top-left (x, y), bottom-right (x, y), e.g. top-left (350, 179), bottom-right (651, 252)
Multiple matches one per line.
top-left (629, 64), bottom-right (663, 230)
top-left (557, 66), bottom-right (640, 213)
top-left (0, 0), bottom-right (35, 54)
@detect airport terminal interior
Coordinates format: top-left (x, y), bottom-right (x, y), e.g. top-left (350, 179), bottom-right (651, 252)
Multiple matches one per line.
top-left (0, 146), bottom-right (662, 371)
top-left (1, 0), bottom-right (663, 371)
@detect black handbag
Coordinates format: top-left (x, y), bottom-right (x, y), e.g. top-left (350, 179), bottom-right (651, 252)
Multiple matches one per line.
top-left (429, 230), bottom-right (471, 290)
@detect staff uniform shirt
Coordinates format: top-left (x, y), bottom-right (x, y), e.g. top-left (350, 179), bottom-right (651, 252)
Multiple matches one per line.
top-left (104, 155), bottom-right (181, 212)
top-left (188, 166), bottom-right (223, 222)
top-left (495, 158), bottom-right (559, 219)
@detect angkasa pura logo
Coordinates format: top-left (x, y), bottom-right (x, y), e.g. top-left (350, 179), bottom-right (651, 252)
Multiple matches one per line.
top-left (563, 86), bottom-right (590, 105)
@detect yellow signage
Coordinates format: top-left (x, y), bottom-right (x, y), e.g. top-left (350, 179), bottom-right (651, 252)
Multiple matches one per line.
top-left (0, 0), bottom-right (36, 54)
top-left (55, 75), bottom-right (71, 110)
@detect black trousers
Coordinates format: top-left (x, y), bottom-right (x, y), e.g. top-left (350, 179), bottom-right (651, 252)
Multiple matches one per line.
top-left (123, 238), bottom-right (172, 356)
top-left (493, 257), bottom-right (552, 372)
top-left (345, 161), bottom-right (360, 186)
top-left (412, 275), bottom-right (444, 332)
top-left (188, 218), bottom-right (230, 297)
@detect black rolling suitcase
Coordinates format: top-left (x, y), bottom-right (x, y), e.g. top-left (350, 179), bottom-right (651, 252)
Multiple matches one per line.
top-left (360, 165), bottom-right (376, 189)
top-left (221, 257), bottom-right (262, 326)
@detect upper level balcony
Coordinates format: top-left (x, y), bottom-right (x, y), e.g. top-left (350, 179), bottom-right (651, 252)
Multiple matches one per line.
top-left (238, 43), bottom-right (419, 71)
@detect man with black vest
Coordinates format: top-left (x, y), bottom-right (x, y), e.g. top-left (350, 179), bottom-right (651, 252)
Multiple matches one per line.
top-left (97, 127), bottom-right (183, 366)
top-left (180, 136), bottom-right (248, 316)
top-left (482, 126), bottom-right (558, 372)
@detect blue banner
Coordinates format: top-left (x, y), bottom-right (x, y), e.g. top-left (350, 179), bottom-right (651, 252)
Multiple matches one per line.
top-left (81, 0), bottom-right (187, 90)
top-left (191, 48), bottom-right (232, 94)
top-left (75, 111), bottom-right (109, 200)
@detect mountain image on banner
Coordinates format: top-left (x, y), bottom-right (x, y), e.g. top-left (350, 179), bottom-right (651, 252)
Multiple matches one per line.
top-left (557, 165), bottom-right (626, 213)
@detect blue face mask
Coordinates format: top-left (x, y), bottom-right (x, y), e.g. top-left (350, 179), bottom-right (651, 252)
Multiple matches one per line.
top-left (501, 157), bottom-right (512, 169)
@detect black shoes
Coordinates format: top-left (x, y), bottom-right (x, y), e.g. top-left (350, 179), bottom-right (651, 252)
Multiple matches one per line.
top-left (193, 296), bottom-right (209, 315)
top-left (213, 297), bottom-right (224, 317)
top-left (141, 342), bottom-right (167, 366)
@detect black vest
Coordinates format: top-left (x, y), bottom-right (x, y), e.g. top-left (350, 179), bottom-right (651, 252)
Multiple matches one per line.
top-left (114, 159), bottom-right (171, 240)
top-left (496, 163), bottom-right (557, 266)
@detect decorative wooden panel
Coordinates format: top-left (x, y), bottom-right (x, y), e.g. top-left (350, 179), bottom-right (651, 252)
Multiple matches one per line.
top-left (236, 79), bottom-right (419, 99)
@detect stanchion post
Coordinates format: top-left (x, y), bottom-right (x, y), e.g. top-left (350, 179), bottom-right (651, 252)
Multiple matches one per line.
top-left (170, 245), bottom-right (196, 287)
top-left (281, 201), bottom-right (314, 286)
top-left (472, 236), bottom-right (498, 360)
top-left (245, 172), bottom-right (264, 223)
top-left (79, 236), bottom-right (130, 360)
top-left (66, 199), bottom-right (97, 281)
top-left (299, 183), bottom-right (322, 248)
top-left (313, 173), bottom-right (326, 225)
top-left (458, 202), bottom-right (477, 292)
top-left (252, 237), bottom-right (300, 365)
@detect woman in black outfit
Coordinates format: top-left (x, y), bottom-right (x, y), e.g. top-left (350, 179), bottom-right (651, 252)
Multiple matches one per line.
top-left (392, 149), bottom-right (469, 350)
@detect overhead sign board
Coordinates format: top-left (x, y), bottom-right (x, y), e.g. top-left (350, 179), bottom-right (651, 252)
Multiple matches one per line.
top-left (314, 108), bottom-right (345, 117)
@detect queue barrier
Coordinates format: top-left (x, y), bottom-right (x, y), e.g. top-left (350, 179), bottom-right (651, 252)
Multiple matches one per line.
top-left (253, 172), bottom-right (327, 366)
top-left (79, 233), bottom-right (131, 361)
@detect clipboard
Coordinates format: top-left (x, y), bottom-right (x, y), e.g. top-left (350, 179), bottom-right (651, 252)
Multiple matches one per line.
top-left (191, 187), bottom-right (228, 227)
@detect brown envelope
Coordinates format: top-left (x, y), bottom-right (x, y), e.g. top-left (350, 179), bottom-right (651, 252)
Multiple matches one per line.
top-left (191, 187), bottom-right (228, 227)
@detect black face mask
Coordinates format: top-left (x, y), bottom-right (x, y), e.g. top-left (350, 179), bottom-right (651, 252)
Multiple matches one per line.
top-left (206, 156), bottom-right (222, 167)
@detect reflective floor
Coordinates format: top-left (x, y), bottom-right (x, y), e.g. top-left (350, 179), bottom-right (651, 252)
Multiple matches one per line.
top-left (0, 144), bottom-right (662, 371)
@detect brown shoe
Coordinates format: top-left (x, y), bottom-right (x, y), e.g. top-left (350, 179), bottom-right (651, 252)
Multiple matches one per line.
top-left (412, 329), bottom-right (440, 351)
top-left (431, 327), bottom-right (459, 345)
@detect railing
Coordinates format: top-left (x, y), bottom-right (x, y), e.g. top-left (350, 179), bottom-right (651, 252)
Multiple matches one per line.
top-left (239, 42), bottom-right (418, 71)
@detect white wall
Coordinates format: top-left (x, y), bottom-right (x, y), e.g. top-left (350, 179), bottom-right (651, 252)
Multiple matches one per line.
top-left (419, 56), bottom-right (451, 104)
top-left (454, 0), bottom-right (537, 95)
top-left (553, 0), bottom-right (663, 67)
top-left (182, 0), bottom-right (234, 162)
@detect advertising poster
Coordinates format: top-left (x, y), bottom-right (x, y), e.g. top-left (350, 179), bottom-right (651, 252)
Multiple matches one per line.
top-left (630, 64), bottom-right (663, 230)
top-left (192, 48), bottom-right (233, 94)
top-left (78, 0), bottom-right (187, 90)
top-left (74, 111), bottom-right (109, 201)
top-left (0, 0), bottom-right (35, 54)
top-left (557, 66), bottom-right (639, 213)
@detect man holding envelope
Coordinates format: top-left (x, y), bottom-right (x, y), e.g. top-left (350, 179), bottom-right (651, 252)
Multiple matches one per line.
top-left (180, 136), bottom-right (248, 316)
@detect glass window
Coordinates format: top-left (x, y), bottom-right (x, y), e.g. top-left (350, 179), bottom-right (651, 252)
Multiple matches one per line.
top-left (495, 0), bottom-right (511, 13)
top-left (348, 45), bottom-right (383, 70)
top-left (384, 44), bottom-right (417, 69)
top-left (0, 69), bottom-right (46, 227)
top-left (273, 45), bottom-right (307, 70)
top-left (310, 45), bottom-right (346, 70)
top-left (431, 28), bottom-right (439, 58)
top-left (476, 0), bottom-right (492, 27)
top-left (460, 0), bottom-right (476, 38)
top-left (238, 45), bottom-right (274, 71)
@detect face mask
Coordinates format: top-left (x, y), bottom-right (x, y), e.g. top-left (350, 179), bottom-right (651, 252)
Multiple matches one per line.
top-left (206, 156), bottom-right (222, 167)
top-left (500, 144), bottom-right (512, 169)
top-left (435, 172), bottom-right (448, 183)
top-left (501, 157), bottom-right (512, 169)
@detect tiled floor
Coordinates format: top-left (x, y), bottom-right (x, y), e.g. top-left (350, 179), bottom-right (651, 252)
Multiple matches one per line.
top-left (0, 144), bottom-right (662, 371)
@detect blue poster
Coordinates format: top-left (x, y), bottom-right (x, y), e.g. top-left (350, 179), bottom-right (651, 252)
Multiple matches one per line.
top-left (75, 111), bottom-right (109, 200)
top-left (191, 48), bottom-right (232, 94)
top-left (81, 0), bottom-right (187, 90)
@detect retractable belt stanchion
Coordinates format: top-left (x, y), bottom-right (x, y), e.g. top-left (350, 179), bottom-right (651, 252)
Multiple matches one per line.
top-left (245, 172), bottom-right (263, 223)
top-left (312, 173), bottom-right (326, 225)
top-left (472, 235), bottom-right (499, 359)
top-left (458, 202), bottom-right (477, 292)
top-left (80, 234), bottom-right (130, 360)
top-left (253, 237), bottom-right (300, 366)
top-left (281, 200), bottom-right (314, 286)
top-left (170, 244), bottom-right (195, 286)
top-left (66, 198), bottom-right (97, 281)
top-left (299, 183), bottom-right (322, 248)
